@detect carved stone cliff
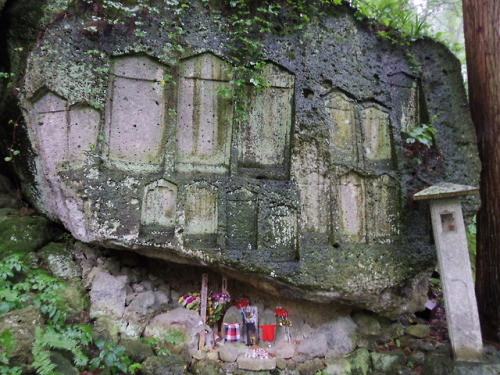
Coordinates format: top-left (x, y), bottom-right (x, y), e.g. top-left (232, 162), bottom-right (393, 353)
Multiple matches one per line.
top-left (1, 1), bottom-right (480, 315)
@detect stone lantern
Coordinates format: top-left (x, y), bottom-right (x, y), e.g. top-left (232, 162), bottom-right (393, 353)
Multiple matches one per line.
top-left (413, 183), bottom-right (482, 362)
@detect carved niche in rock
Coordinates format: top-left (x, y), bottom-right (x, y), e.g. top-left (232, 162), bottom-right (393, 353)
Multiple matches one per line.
top-left (68, 105), bottom-right (101, 163)
top-left (293, 142), bottom-right (332, 242)
top-left (258, 203), bottom-right (298, 260)
top-left (360, 105), bottom-right (393, 166)
top-left (32, 92), bottom-right (100, 176)
top-left (176, 53), bottom-right (233, 174)
top-left (325, 91), bottom-right (358, 164)
top-left (32, 92), bottom-right (69, 177)
top-left (238, 63), bottom-right (294, 179)
top-left (367, 174), bottom-right (400, 242)
top-left (337, 172), bottom-right (366, 243)
top-left (399, 80), bottom-right (421, 135)
top-left (141, 180), bottom-right (177, 233)
top-left (335, 173), bottom-right (400, 244)
top-left (103, 56), bottom-right (170, 171)
top-left (226, 188), bottom-right (258, 250)
top-left (184, 183), bottom-right (219, 246)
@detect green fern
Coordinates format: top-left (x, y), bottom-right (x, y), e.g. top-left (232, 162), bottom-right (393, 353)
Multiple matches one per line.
top-left (32, 326), bottom-right (90, 375)
top-left (32, 329), bottom-right (57, 375)
top-left (0, 329), bottom-right (22, 374)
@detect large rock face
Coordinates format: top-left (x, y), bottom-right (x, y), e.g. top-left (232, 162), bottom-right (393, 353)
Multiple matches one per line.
top-left (4, 1), bottom-right (479, 314)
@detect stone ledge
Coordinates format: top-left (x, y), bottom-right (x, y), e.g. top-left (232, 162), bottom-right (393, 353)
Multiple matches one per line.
top-left (237, 356), bottom-right (277, 371)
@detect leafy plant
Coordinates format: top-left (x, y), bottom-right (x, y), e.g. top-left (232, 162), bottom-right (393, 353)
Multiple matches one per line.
top-left (32, 325), bottom-right (91, 375)
top-left (467, 215), bottom-right (477, 280)
top-left (11, 268), bottom-right (68, 328)
top-left (140, 329), bottom-right (185, 357)
top-left (406, 123), bottom-right (437, 148)
top-left (0, 254), bottom-right (30, 314)
top-left (89, 340), bottom-right (141, 375)
top-left (352, 0), bottom-right (431, 42)
top-left (404, 114), bottom-right (439, 164)
top-left (0, 329), bottom-right (22, 375)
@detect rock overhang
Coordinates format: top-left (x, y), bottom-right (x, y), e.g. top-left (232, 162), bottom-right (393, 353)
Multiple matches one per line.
top-left (12, 1), bottom-right (479, 315)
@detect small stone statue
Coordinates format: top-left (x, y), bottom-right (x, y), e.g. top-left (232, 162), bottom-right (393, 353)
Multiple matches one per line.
top-left (241, 305), bottom-right (258, 346)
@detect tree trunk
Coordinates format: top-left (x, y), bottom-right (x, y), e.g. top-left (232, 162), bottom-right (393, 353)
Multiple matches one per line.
top-left (462, 0), bottom-right (500, 342)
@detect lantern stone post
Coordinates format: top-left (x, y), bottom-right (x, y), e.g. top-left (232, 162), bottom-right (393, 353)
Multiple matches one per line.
top-left (413, 183), bottom-right (483, 362)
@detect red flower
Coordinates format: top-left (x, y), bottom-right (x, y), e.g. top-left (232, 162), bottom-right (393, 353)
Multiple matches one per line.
top-left (275, 307), bottom-right (290, 319)
top-left (235, 298), bottom-right (249, 309)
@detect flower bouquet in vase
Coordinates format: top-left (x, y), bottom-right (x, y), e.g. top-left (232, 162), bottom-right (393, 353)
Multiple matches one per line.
top-left (275, 306), bottom-right (292, 342)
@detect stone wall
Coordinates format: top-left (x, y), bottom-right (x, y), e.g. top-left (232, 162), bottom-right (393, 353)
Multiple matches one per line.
top-left (4, 1), bottom-right (480, 315)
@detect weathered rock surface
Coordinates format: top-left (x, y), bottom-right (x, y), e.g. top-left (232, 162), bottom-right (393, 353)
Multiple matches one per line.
top-left (0, 214), bottom-right (53, 256)
top-left (144, 307), bottom-right (204, 356)
top-left (1, 1), bottom-right (480, 315)
top-left (298, 333), bottom-right (329, 359)
top-left (120, 338), bottom-right (155, 363)
top-left (219, 342), bottom-right (245, 363)
top-left (141, 354), bottom-right (187, 375)
top-left (370, 351), bottom-right (406, 374)
top-left (270, 341), bottom-right (295, 359)
top-left (0, 307), bottom-right (43, 367)
top-left (89, 269), bottom-right (128, 319)
top-left (296, 358), bottom-right (326, 375)
top-left (323, 317), bottom-right (359, 355)
top-left (190, 360), bottom-right (225, 375)
top-left (237, 356), bottom-right (277, 371)
top-left (406, 324), bottom-right (431, 339)
top-left (37, 242), bottom-right (81, 279)
top-left (122, 290), bottom-right (157, 337)
top-left (324, 358), bottom-right (352, 375)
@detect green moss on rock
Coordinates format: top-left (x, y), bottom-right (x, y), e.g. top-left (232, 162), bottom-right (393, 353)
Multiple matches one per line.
top-left (0, 215), bottom-right (53, 257)
top-left (37, 242), bottom-right (82, 279)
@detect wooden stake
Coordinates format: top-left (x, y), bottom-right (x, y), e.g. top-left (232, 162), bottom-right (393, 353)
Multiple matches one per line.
top-left (199, 273), bottom-right (208, 350)
top-left (222, 275), bottom-right (228, 295)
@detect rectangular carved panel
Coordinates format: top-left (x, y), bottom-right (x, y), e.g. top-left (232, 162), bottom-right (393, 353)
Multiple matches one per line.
top-left (338, 173), bottom-right (366, 242)
top-left (326, 92), bottom-right (358, 164)
top-left (238, 64), bottom-right (294, 178)
top-left (33, 92), bottom-right (68, 176)
top-left (176, 53), bottom-right (233, 173)
top-left (104, 57), bottom-right (167, 170)
top-left (258, 204), bottom-right (298, 260)
top-left (68, 106), bottom-right (100, 161)
top-left (360, 106), bottom-right (392, 161)
top-left (141, 180), bottom-right (177, 228)
top-left (226, 189), bottom-right (257, 250)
